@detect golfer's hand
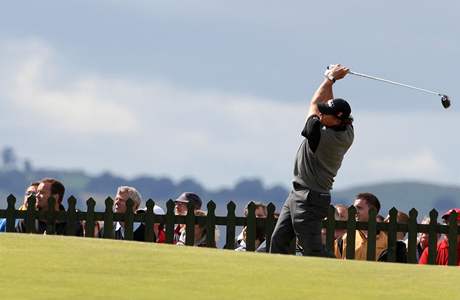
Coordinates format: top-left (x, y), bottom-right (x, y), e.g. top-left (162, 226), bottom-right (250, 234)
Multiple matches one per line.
top-left (328, 64), bottom-right (349, 80)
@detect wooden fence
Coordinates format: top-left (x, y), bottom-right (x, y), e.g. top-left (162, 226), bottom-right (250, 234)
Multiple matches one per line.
top-left (0, 194), bottom-right (458, 266)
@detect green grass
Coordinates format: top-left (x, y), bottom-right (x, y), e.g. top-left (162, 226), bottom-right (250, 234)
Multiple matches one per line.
top-left (0, 234), bottom-right (458, 300)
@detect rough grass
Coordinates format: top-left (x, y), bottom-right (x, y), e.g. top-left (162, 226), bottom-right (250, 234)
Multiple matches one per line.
top-left (0, 233), bottom-right (458, 299)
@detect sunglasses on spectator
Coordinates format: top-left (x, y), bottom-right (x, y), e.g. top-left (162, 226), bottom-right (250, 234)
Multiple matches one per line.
top-left (25, 191), bottom-right (36, 196)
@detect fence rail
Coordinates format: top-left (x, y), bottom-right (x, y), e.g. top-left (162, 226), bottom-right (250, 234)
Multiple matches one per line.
top-left (0, 194), bottom-right (458, 266)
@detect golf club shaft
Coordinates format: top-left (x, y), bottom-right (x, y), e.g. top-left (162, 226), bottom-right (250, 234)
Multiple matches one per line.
top-left (349, 71), bottom-right (443, 97)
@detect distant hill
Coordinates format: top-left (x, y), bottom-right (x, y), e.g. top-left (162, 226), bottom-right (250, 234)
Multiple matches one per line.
top-left (1, 167), bottom-right (459, 219)
top-left (332, 181), bottom-right (460, 218)
top-left (0, 168), bottom-right (287, 216)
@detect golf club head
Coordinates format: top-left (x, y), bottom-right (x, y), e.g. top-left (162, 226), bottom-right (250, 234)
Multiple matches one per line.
top-left (441, 95), bottom-right (451, 109)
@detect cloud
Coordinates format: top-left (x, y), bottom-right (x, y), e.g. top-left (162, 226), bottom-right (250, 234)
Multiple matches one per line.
top-left (335, 111), bottom-right (460, 188)
top-left (0, 38), bottom-right (140, 135)
top-left (1, 37), bottom-right (459, 190)
top-left (368, 149), bottom-right (444, 178)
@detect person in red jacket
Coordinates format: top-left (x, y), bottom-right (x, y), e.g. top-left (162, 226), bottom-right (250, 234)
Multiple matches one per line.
top-left (419, 208), bottom-right (460, 266)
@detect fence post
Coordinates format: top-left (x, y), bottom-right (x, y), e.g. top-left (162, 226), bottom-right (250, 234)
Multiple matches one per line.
top-left (387, 207), bottom-right (398, 262)
top-left (325, 205), bottom-right (336, 254)
top-left (407, 208), bottom-right (418, 264)
top-left (45, 197), bottom-right (56, 235)
top-left (246, 202), bottom-right (256, 252)
top-left (103, 197), bottom-right (114, 239)
top-left (447, 212), bottom-right (458, 266)
top-left (206, 201), bottom-right (216, 247)
top-left (85, 198), bottom-right (96, 238)
top-left (366, 207), bottom-right (377, 261)
top-left (123, 199), bottom-right (134, 240)
top-left (144, 199), bottom-right (155, 242)
top-left (265, 203), bottom-right (276, 253)
top-left (346, 206), bottom-right (357, 260)
top-left (428, 209), bottom-right (438, 265)
top-left (165, 200), bottom-right (175, 244)
top-left (26, 195), bottom-right (36, 233)
top-left (225, 201), bottom-right (236, 250)
top-left (5, 195), bottom-right (16, 232)
top-left (185, 201), bottom-right (195, 246)
top-left (66, 196), bottom-right (77, 236)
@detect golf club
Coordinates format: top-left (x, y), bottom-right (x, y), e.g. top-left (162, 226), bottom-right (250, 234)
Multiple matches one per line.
top-left (326, 65), bottom-right (451, 109)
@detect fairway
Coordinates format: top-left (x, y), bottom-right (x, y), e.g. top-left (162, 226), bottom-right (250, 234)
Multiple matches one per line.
top-left (0, 234), bottom-right (458, 299)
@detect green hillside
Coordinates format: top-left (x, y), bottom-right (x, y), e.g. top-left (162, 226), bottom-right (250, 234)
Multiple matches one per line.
top-left (2, 164), bottom-right (460, 218)
top-left (0, 234), bottom-right (459, 299)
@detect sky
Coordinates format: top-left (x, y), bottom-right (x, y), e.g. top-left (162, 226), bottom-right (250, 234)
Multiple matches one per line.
top-left (0, 1), bottom-right (459, 190)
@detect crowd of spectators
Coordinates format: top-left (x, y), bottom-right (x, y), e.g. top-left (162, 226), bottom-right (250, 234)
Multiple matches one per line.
top-left (1, 178), bottom-right (459, 266)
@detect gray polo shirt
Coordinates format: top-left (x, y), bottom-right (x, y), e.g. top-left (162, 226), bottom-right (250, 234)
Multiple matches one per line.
top-left (293, 115), bottom-right (354, 193)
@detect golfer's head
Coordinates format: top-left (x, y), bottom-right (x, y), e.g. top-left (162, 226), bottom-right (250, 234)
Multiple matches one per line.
top-left (318, 98), bottom-right (352, 127)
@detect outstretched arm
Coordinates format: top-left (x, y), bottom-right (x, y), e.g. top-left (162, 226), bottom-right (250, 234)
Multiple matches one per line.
top-left (307, 64), bottom-right (349, 118)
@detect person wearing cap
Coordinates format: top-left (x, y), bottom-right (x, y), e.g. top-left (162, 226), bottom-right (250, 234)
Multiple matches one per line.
top-left (173, 192), bottom-right (202, 243)
top-left (174, 192), bottom-right (202, 216)
top-left (419, 208), bottom-right (460, 266)
top-left (270, 64), bottom-right (354, 256)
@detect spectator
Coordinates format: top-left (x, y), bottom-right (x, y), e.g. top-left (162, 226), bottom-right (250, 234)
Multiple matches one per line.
top-left (15, 178), bottom-right (83, 236)
top-left (321, 204), bottom-right (349, 246)
top-left (334, 193), bottom-right (387, 260)
top-left (137, 203), bottom-right (166, 243)
top-left (415, 217), bottom-right (440, 262)
top-left (99, 186), bottom-right (164, 242)
top-left (173, 192), bottom-right (202, 244)
top-left (236, 202), bottom-right (267, 251)
top-left (378, 211), bottom-right (409, 263)
top-left (419, 208), bottom-right (460, 266)
top-left (20, 182), bottom-right (40, 210)
top-left (1, 182), bottom-right (39, 232)
top-left (177, 210), bottom-right (217, 247)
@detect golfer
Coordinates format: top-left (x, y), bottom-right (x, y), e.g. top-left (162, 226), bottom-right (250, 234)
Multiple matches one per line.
top-left (270, 64), bottom-right (354, 256)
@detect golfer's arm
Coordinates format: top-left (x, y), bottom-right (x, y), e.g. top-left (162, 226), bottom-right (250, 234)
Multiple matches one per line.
top-left (307, 78), bottom-right (334, 117)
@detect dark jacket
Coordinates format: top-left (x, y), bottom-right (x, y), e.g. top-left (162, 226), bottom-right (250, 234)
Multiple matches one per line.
top-left (378, 241), bottom-right (408, 263)
top-left (15, 205), bottom-right (84, 236)
top-left (99, 222), bottom-right (151, 242)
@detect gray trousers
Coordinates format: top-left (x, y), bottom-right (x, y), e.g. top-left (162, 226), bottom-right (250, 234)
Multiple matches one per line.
top-left (269, 186), bottom-right (331, 256)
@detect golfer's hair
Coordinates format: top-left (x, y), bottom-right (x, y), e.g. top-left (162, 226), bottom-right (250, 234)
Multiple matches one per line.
top-left (356, 192), bottom-right (380, 213)
top-left (117, 186), bottom-right (142, 210)
top-left (30, 181), bottom-right (40, 187)
top-left (244, 201), bottom-right (267, 217)
top-left (341, 116), bottom-right (354, 125)
top-left (40, 178), bottom-right (65, 203)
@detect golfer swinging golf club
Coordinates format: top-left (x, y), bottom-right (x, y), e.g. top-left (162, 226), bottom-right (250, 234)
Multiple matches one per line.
top-left (270, 64), bottom-right (354, 256)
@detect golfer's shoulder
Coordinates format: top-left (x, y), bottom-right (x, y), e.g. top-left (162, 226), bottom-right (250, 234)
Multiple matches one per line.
top-left (302, 115), bottom-right (321, 138)
top-left (306, 114), bottom-right (320, 125)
